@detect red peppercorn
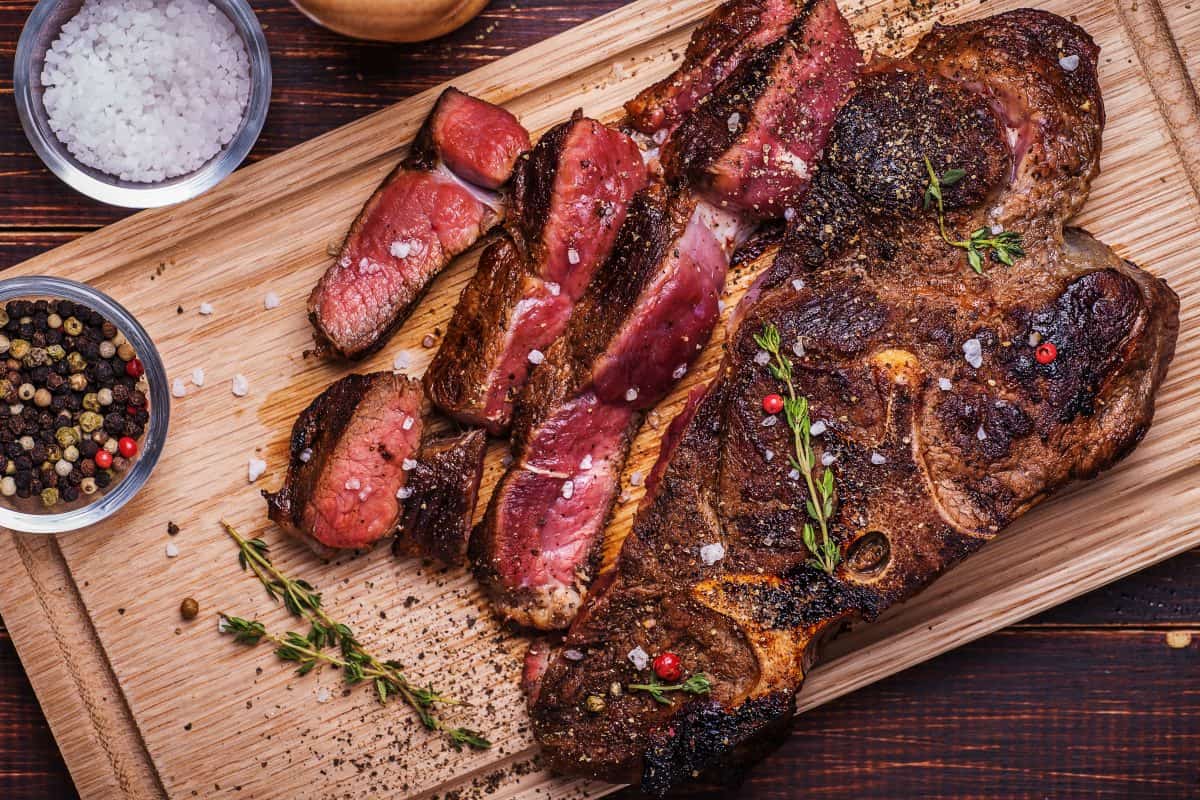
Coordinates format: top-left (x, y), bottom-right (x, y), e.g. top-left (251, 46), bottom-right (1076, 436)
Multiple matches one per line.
top-left (125, 357), bottom-right (144, 378)
top-left (1035, 342), bottom-right (1058, 365)
top-left (94, 450), bottom-right (113, 469)
top-left (762, 393), bottom-right (784, 414)
top-left (117, 437), bottom-right (138, 458)
top-left (652, 652), bottom-right (684, 682)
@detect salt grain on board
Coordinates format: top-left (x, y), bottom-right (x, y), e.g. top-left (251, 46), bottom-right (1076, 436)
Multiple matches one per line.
top-left (231, 374), bottom-right (249, 396)
top-left (248, 458), bottom-right (266, 482)
top-left (263, 291), bottom-right (280, 310)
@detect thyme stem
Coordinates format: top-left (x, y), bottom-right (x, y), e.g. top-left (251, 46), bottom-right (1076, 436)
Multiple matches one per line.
top-left (923, 155), bottom-right (1024, 274)
top-left (218, 521), bottom-right (489, 750)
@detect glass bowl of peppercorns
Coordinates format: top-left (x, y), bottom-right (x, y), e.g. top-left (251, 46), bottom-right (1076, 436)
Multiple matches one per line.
top-left (0, 276), bottom-right (168, 533)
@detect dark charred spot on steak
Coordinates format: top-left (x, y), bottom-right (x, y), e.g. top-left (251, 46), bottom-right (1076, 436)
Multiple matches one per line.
top-left (642, 693), bottom-right (795, 798)
top-left (1022, 269), bottom-right (1143, 427)
top-left (772, 284), bottom-right (888, 357)
top-left (827, 70), bottom-right (1009, 214)
top-left (935, 391), bottom-right (1032, 461)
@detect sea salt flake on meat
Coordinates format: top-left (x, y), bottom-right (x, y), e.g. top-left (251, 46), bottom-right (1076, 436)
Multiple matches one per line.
top-left (561, 480), bottom-right (575, 499)
top-left (564, 649), bottom-right (585, 661)
top-left (793, 339), bottom-right (806, 357)
top-left (754, 350), bottom-right (771, 366)
top-left (788, 468), bottom-right (801, 480)
top-left (938, 377), bottom-right (953, 391)
top-left (299, 448), bottom-right (312, 463)
top-left (396, 486), bottom-right (413, 500)
top-left (761, 414), bottom-right (778, 427)
top-left (402, 458), bottom-right (418, 471)
top-left (821, 452), bottom-right (837, 466)
top-left (784, 207), bottom-right (796, 221)
top-left (977, 425), bottom-right (988, 441)
top-left (672, 364), bottom-right (688, 380)
top-left (629, 470), bottom-right (644, 487)
top-left (1059, 54), bottom-right (1080, 71)
top-left (764, 449), bottom-right (775, 462)
top-left (700, 542), bottom-right (726, 565)
top-left (727, 112), bottom-right (741, 132)
top-left (580, 454), bottom-right (593, 471)
top-left (870, 451), bottom-right (887, 465)
top-left (547, 282), bottom-right (561, 297)
top-left (528, 349), bottom-right (545, 365)
top-left (389, 239), bottom-right (413, 259)
top-left (402, 416), bottom-right (414, 431)
top-left (625, 387), bottom-right (639, 402)
top-left (344, 477), bottom-right (361, 491)
top-left (791, 278), bottom-right (805, 291)
top-left (809, 420), bottom-right (826, 436)
top-left (567, 248), bottom-right (581, 265)
top-left (627, 646), bottom-right (650, 670)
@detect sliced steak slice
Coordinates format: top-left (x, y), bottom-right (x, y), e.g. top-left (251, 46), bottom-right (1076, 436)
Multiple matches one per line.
top-left (473, 187), bottom-right (746, 630)
top-left (625, 0), bottom-right (809, 136)
top-left (394, 428), bottom-right (488, 566)
top-left (426, 113), bottom-right (647, 434)
top-left (309, 89), bottom-right (530, 360)
top-left (530, 10), bottom-right (1179, 794)
top-left (263, 372), bottom-right (425, 555)
top-left (408, 88), bottom-right (532, 190)
top-left (662, 0), bottom-right (860, 217)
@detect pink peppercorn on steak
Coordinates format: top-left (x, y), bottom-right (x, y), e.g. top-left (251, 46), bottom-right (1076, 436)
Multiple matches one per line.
top-left (309, 88), bottom-right (530, 360)
top-left (526, 9), bottom-right (1178, 794)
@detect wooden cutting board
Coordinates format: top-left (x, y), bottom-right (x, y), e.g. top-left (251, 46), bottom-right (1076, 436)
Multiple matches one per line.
top-left (0, 0), bottom-right (1197, 797)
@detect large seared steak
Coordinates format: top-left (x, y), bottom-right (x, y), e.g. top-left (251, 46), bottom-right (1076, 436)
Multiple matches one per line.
top-left (527, 9), bottom-right (1179, 795)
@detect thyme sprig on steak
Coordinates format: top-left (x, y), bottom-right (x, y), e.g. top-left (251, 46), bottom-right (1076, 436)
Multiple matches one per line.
top-left (923, 155), bottom-right (1025, 273)
top-left (753, 324), bottom-right (841, 575)
top-left (627, 673), bottom-right (713, 705)
top-left (218, 521), bottom-right (490, 750)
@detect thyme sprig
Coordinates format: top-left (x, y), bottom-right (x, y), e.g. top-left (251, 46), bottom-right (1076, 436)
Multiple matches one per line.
top-left (219, 521), bottom-right (490, 750)
top-left (753, 324), bottom-right (840, 575)
top-left (627, 673), bottom-right (713, 706)
top-left (923, 155), bottom-right (1025, 274)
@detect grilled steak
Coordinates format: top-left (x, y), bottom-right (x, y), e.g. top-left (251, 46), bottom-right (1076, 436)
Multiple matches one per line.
top-left (625, 0), bottom-right (810, 136)
top-left (662, 0), bottom-right (860, 217)
top-left (309, 89), bottom-right (530, 360)
top-left (426, 113), bottom-right (647, 434)
top-left (472, 187), bottom-right (744, 629)
top-left (264, 372), bottom-right (425, 555)
top-left (394, 428), bottom-right (488, 566)
top-left (469, 0), bottom-right (858, 631)
top-left (529, 10), bottom-right (1179, 794)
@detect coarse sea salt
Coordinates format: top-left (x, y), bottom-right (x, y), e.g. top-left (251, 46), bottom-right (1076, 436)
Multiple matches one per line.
top-left (199, 302), bottom-right (214, 316)
top-left (248, 457), bottom-right (266, 482)
top-left (171, 377), bottom-right (186, 397)
top-left (231, 373), bottom-right (249, 396)
top-left (263, 291), bottom-right (280, 310)
top-left (41, 0), bottom-right (251, 183)
top-left (700, 542), bottom-right (725, 565)
top-left (191, 367), bottom-right (205, 386)
top-left (627, 646), bottom-right (650, 670)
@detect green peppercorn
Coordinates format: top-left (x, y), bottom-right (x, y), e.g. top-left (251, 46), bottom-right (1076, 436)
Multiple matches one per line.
top-left (23, 347), bottom-right (48, 368)
top-left (180, 598), bottom-right (200, 620)
top-left (55, 427), bottom-right (78, 448)
top-left (82, 393), bottom-right (100, 412)
top-left (584, 695), bottom-right (607, 713)
top-left (67, 351), bottom-right (87, 373)
top-left (63, 445), bottom-right (79, 463)
top-left (46, 344), bottom-right (65, 361)
top-left (63, 316), bottom-right (83, 336)
top-left (9, 338), bottom-right (30, 359)
top-left (40, 487), bottom-right (59, 507)
top-left (79, 411), bottom-right (103, 432)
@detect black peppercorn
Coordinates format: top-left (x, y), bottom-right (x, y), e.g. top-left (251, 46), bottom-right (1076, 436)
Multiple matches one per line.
top-left (95, 471), bottom-right (111, 489)
top-left (104, 412), bottom-right (125, 435)
top-left (14, 456), bottom-right (31, 471)
top-left (61, 485), bottom-right (78, 503)
top-left (80, 440), bottom-right (98, 459)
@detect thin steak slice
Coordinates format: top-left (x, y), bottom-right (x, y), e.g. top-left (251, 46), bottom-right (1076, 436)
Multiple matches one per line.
top-left (309, 88), bottom-right (530, 360)
top-left (425, 113), bottom-right (647, 434)
top-left (263, 372), bottom-right (425, 555)
top-left (624, 0), bottom-right (809, 136)
top-left (529, 11), bottom-right (1179, 794)
top-left (394, 428), bottom-right (488, 566)
top-left (472, 187), bottom-right (745, 630)
top-left (662, 0), bottom-right (860, 217)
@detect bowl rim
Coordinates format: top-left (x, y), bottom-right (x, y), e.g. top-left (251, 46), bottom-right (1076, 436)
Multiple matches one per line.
top-left (0, 277), bottom-right (170, 533)
top-left (13, 0), bottom-right (272, 209)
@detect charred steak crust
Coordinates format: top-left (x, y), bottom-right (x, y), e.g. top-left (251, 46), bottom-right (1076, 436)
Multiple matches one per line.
top-left (530, 10), bottom-right (1179, 794)
top-left (308, 89), bottom-right (530, 360)
top-left (395, 428), bottom-right (488, 566)
top-left (264, 372), bottom-right (425, 554)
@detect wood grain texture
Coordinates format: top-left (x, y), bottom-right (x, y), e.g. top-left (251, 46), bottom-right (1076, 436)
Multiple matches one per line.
top-left (0, 0), bottom-right (1197, 798)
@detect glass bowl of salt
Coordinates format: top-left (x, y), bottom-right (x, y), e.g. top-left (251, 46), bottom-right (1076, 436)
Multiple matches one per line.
top-left (13, 0), bottom-right (272, 209)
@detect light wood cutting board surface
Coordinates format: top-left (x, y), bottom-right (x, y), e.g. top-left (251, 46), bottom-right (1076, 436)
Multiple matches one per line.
top-left (0, 0), bottom-right (1197, 798)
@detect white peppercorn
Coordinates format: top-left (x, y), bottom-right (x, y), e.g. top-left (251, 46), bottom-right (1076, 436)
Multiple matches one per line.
top-left (54, 459), bottom-right (72, 477)
top-left (0, 477), bottom-right (15, 496)
top-left (79, 477), bottom-right (97, 495)
top-left (98, 341), bottom-right (116, 359)
top-left (17, 382), bottom-right (34, 401)
top-left (97, 388), bottom-right (113, 406)
top-left (63, 445), bottom-right (79, 463)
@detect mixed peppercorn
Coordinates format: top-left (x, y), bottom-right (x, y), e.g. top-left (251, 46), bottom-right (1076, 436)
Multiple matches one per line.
top-left (0, 298), bottom-right (149, 508)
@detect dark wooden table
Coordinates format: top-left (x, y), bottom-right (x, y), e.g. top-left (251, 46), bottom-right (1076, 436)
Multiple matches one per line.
top-left (0, 1), bottom-right (1197, 797)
